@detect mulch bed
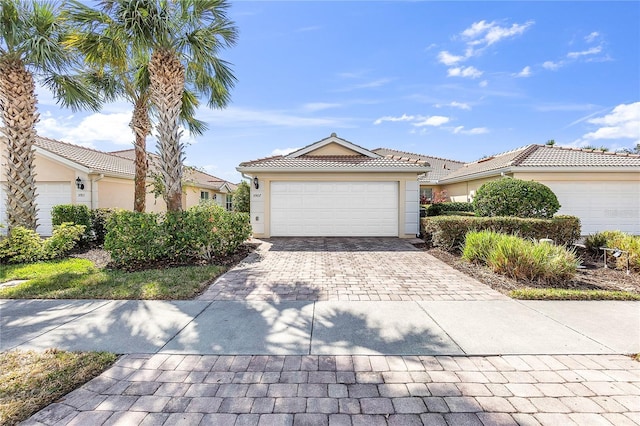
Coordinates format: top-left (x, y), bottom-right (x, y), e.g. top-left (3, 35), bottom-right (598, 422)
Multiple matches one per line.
top-left (426, 247), bottom-right (640, 295)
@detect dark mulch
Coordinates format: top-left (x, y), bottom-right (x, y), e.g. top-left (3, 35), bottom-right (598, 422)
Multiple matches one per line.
top-left (427, 247), bottom-right (640, 295)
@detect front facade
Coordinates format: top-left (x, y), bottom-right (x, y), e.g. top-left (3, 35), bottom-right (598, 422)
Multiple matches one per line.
top-left (400, 144), bottom-right (639, 235)
top-left (0, 136), bottom-right (236, 235)
top-left (237, 134), bottom-right (431, 238)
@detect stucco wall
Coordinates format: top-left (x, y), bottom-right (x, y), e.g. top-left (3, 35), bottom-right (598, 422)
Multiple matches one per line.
top-left (248, 171), bottom-right (421, 238)
top-left (305, 143), bottom-right (361, 156)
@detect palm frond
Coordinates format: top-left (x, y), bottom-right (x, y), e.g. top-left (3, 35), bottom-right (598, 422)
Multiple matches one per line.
top-left (42, 73), bottom-right (103, 112)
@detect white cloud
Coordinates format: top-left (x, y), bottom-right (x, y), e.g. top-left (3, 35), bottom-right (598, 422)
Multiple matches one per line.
top-left (374, 114), bottom-right (417, 125)
top-left (567, 45), bottom-right (602, 59)
top-left (413, 116), bottom-right (450, 127)
top-left (435, 101), bottom-right (471, 110)
top-left (585, 31), bottom-right (600, 43)
top-left (37, 111), bottom-right (135, 146)
top-left (303, 102), bottom-right (341, 112)
top-left (437, 50), bottom-right (465, 66)
top-left (479, 80), bottom-right (488, 87)
top-left (447, 66), bottom-right (483, 79)
top-left (582, 102), bottom-right (640, 141)
top-left (462, 20), bottom-right (534, 47)
top-left (452, 126), bottom-right (489, 135)
top-left (295, 25), bottom-right (321, 32)
top-left (542, 60), bottom-right (563, 70)
top-left (515, 66), bottom-right (532, 77)
top-left (271, 147), bottom-right (300, 156)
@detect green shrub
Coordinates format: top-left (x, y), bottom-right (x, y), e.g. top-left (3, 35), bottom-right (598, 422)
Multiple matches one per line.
top-left (104, 203), bottom-right (252, 268)
top-left (91, 208), bottom-right (117, 245)
top-left (104, 211), bottom-right (165, 267)
top-left (425, 203), bottom-right (443, 216)
top-left (51, 205), bottom-right (92, 242)
top-left (422, 215), bottom-right (581, 251)
top-left (233, 181), bottom-right (250, 213)
top-left (0, 223), bottom-right (85, 264)
top-left (598, 231), bottom-right (640, 272)
top-left (42, 223), bottom-right (86, 259)
top-left (424, 201), bottom-right (473, 217)
top-left (473, 178), bottom-right (560, 219)
top-left (463, 231), bottom-right (578, 284)
top-left (584, 232), bottom-right (608, 253)
top-left (0, 227), bottom-right (44, 263)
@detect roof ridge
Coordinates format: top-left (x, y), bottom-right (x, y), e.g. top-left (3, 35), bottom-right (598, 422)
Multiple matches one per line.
top-left (36, 134), bottom-right (129, 158)
top-left (464, 144), bottom-right (532, 166)
top-left (509, 144), bottom-right (540, 166)
top-left (373, 147), bottom-right (464, 164)
top-left (550, 144), bottom-right (640, 157)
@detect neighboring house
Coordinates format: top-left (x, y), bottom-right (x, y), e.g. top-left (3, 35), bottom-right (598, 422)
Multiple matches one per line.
top-left (0, 135), bottom-right (236, 235)
top-left (372, 148), bottom-right (464, 203)
top-left (383, 144), bottom-right (640, 235)
top-left (237, 133), bottom-right (431, 238)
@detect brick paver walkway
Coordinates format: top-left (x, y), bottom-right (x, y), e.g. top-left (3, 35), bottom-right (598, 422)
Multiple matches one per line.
top-left (26, 354), bottom-right (640, 425)
top-left (198, 238), bottom-right (505, 302)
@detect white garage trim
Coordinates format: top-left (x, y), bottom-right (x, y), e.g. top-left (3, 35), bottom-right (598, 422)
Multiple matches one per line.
top-left (270, 181), bottom-right (399, 237)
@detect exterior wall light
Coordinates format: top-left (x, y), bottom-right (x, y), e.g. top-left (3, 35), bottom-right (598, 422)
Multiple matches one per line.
top-left (75, 177), bottom-right (85, 190)
top-left (253, 176), bottom-right (259, 189)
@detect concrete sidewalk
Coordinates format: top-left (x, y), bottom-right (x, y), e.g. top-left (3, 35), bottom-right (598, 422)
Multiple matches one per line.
top-left (2, 299), bottom-right (638, 356)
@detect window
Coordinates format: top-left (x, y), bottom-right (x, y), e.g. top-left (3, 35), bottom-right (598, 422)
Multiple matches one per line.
top-left (420, 187), bottom-right (433, 204)
top-left (226, 194), bottom-right (233, 211)
top-left (200, 191), bottom-right (209, 200)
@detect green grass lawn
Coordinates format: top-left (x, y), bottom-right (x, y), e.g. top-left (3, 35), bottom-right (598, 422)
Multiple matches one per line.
top-left (0, 258), bottom-right (226, 299)
top-left (0, 350), bottom-right (116, 425)
top-left (509, 287), bottom-right (640, 301)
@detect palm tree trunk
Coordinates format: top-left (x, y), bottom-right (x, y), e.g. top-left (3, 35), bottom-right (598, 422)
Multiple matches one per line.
top-left (148, 48), bottom-right (185, 212)
top-left (0, 59), bottom-right (39, 232)
top-left (130, 97), bottom-right (151, 212)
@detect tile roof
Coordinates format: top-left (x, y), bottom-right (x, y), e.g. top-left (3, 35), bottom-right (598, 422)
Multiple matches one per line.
top-left (238, 154), bottom-right (430, 172)
top-left (35, 135), bottom-right (135, 175)
top-left (440, 144), bottom-right (640, 183)
top-left (373, 148), bottom-right (464, 181)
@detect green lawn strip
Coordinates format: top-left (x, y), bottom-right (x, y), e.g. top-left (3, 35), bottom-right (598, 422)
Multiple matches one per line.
top-left (0, 350), bottom-right (117, 425)
top-left (509, 287), bottom-right (640, 301)
top-left (0, 258), bottom-right (226, 299)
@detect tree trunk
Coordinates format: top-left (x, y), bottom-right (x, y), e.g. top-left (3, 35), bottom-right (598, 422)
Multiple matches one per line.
top-left (148, 48), bottom-right (185, 212)
top-left (130, 97), bottom-right (151, 212)
top-left (0, 59), bottom-right (39, 232)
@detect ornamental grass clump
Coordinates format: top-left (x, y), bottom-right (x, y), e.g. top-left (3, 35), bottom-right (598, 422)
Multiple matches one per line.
top-left (587, 231), bottom-right (640, 272)
top-left (462, 231), bottom-right (578, 285)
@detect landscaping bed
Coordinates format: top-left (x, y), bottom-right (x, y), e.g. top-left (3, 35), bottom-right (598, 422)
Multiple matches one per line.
top-left (427, 247), bottom-right (640, 299)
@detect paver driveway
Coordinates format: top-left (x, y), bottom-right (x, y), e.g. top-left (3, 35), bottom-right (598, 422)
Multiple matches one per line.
top-left (198, 238), bottom-right (505, 302)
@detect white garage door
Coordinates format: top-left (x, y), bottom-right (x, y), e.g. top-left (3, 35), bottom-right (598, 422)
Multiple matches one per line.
top-left (546, 181), bottom-right (640, 235)
top-left (271, 181), bottom-right (398, 236)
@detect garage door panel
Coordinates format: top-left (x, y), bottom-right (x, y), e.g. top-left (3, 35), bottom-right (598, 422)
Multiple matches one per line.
top-left (544, 181), bottom-right (639, 235)
top-left (271, 181), bottom-right (398, 237)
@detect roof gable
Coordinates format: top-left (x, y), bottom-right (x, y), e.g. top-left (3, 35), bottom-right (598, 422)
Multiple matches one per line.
top-left (288, 133), bottom-right (380, 158)
top-left (373, 148), bottom-right (465, 181)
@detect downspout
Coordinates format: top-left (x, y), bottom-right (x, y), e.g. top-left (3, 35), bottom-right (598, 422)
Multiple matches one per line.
top-left (90, 174), bottom-right (105, 210)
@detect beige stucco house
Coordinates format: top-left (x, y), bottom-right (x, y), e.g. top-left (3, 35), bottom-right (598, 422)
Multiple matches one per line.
top-left (237, 133), bottom-right (431, 238)
top-left (0, 135), bottom-right (236, 235)
top-left (385, 145), bottom-right (640, 235)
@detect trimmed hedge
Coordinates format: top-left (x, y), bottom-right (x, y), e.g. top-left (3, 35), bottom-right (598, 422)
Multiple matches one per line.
top-left (424, 202), bottom-right (473, 217)
top-left (0, 223), bottom-right (86, 263)
top-left (473, 178), bottom-right (560, 219)
top-left (52, 204), bottom-right (92, 242)
top-left (421, 215), bottom-right (581, 251)
top-left (104, 203), bottom-right (251, 269)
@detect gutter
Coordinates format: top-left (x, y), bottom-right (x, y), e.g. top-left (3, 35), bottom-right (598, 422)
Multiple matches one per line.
top-left (90, 174), bottom-right (105, 210)
top-left (236, 166), bottom-right (432, 173)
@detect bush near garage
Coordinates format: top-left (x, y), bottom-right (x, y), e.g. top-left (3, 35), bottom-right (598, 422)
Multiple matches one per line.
top-left (462, 230), bottom-right (578, 284)
top-left (424, 201), bottom-right (473, 217)
top-left (473, 178), bottom-right (560, 219)
top-left (585, 231), bottom-right (640, 272)
top-left (51, 204), bottom-right (92, 243)
top-left (421, 215), bottom-right (581, 252)
top-left (0, 223), bottom-right (86, 263)
top-left (90, 208), bottom-right (117, 245)
top-left (104, 203), bottom-right (251, 269)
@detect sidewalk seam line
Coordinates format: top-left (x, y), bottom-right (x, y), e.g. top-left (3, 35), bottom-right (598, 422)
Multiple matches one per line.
top-left (309, 301), bottom-right (316, 355)
top-left (156, 301), bottom-right (214, 354)
top-left (415, 301), bottom-right (467, 355)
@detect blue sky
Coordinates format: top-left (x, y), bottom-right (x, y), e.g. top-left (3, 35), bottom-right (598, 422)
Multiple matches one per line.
top-left (37, 1), bottom-right (640, 182)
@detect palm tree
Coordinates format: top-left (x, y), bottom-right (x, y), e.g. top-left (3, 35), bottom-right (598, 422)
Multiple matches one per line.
top-left (65, 0), bottom-right (232, 212)
top-left (0, 0), bottom-right (100, 231)
top-left (121, 0), bottom-right (237, 211)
